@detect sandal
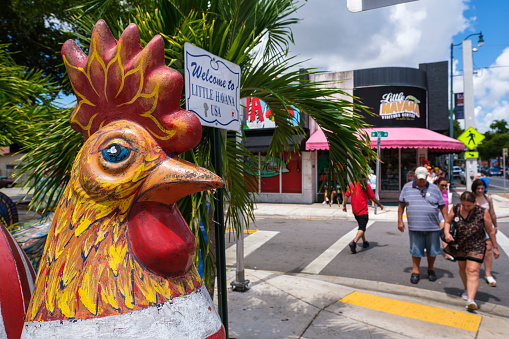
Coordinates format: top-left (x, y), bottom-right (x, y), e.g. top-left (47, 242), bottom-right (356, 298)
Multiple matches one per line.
top-left (485, 276), bottom-right (496, 287)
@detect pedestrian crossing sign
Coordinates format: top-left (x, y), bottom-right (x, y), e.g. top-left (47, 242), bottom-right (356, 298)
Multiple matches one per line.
top-left (457, 127), bottom-right (485, 150)
top-left (465, 151), bottom-right (479, 159)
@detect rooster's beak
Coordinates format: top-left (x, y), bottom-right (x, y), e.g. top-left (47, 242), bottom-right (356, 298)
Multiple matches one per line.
top-left (137, 157), bottom-right (224, 204)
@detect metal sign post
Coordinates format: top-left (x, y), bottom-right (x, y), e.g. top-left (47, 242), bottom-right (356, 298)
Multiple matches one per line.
top-left (231, 106), bottom-right (249, 292)
top-left (184, 43), bottom-right (242, 338)
top-left (504, 148), bottom-right (507, 194)
top-left (375, 136), bottom-right (381, 215)
top-left (371, 131), bottom-right (388, 214)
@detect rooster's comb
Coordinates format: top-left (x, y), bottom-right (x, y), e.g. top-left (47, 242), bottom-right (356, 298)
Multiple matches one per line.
top-left (62, 20), bottom-right (201, 155)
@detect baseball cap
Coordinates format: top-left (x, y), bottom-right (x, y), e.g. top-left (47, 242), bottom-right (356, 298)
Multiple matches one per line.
top-left (415, 167), bottom-right (428, 179)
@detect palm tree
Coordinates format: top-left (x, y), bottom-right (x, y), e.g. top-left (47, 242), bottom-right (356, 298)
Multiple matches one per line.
top-left (0, 44), bottom-right (60, 148)
top-left (16, 0), bottom-right (374, 292)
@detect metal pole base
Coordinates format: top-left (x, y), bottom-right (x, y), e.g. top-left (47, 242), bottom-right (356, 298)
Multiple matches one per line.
top-left (231, 280), bottom-right (250, 292)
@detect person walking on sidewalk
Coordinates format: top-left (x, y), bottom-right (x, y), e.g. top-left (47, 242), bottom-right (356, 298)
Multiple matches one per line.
top-left (368, 169), bottom-right (377, 208)
top-left (435, 177), bottom-right (454, 261)
top-left (444, 191), bottom-right (499, 310)
top-left (343, 178), bottom-right (383, 254)
top-left (472, 179), bottom-right (498, 287)
top-left (480, 172), bottom-right (489, 192)
top-left (398, 167), bottom-right (448, 284)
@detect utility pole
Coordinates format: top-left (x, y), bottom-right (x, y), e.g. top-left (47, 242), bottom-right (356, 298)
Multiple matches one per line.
top-left (463, 39), bottom-right (477, 191)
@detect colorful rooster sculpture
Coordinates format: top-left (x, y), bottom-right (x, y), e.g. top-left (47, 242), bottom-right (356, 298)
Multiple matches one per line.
top-left (0, 221), bottom-right (36, 339)
top-left (22, 20), bottom-right (225, 338)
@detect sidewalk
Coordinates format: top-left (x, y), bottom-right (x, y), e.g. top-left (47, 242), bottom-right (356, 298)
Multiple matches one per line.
top-left (226, 268), bottom-right (509, 339)
top-left (225, 192), bottom-right (509, 338)
top-left (252, 192), bottom-right (509, 222)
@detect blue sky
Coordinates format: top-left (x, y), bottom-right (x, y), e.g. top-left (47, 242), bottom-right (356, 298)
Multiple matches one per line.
top-left (289, 0), bottom-right (509, 133)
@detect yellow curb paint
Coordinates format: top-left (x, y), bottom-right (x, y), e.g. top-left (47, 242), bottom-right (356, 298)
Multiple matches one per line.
top-left (340, 291), bottom-right (481, 332)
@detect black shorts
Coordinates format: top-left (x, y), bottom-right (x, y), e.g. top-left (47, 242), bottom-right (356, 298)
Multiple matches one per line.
top-left (354, 214), bottom-right (369, 232)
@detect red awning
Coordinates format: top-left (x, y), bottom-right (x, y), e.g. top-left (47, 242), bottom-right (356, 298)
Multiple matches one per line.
top-left (306, 127), bottom-right (465, 152)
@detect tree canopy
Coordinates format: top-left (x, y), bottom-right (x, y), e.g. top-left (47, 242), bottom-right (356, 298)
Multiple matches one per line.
top-left (478, 119), bottom-right (509, 160)
top-left (0, 43), bottom-right (60, 147)
top-left (0, 0), bottom-right (153, 93)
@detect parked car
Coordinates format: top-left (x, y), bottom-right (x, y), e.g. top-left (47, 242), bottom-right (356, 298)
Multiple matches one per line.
top-left (459, 169), bottom-right (481, 185)
top-left (453, 166), bottom-right (462, 178)
top-left (488, 166), bottom-right (503, 176)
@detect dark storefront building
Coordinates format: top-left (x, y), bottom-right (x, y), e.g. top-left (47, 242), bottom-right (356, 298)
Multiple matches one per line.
top-left (306, 62), bottom-right (464, 201)
top-left (240, 62), bottom-right (464, 203)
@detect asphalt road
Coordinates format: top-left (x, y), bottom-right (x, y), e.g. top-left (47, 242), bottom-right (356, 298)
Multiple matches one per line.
top-left (454, 176), bottom-right (509, 195)
top-left (226, 217), bottom-right (509, 308)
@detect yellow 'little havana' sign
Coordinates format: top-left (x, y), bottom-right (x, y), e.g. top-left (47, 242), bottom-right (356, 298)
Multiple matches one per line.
top-left (458, 127), bottom-right (485, 150)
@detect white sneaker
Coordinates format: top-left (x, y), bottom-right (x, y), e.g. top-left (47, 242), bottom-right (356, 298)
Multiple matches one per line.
top-left (485, 276), bottom-right (497, 287)
top-left (466, 299), bottom-right (478, 310)
top-left (322, 200), bottom-right (327, 204)
top-left (461, 290), bottom-right (468, 301)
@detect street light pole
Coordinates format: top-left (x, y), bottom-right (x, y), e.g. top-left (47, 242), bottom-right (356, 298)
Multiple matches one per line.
top-left (449, 42), bottom-right (455, 188)
top-left (449, 32), bottom-right (484, 188)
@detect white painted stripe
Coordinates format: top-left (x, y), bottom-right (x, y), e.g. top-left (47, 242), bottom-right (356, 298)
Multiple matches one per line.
top-left (226, 230), bottom-right (279, 266)
top-left (302, 221), bottom-right (375, 274)
top-left (495, 230), bottom-right (509, 256)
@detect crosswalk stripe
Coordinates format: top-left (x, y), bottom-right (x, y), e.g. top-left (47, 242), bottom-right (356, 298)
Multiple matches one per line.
top-left (226, 230), bottom-right (279, 266)
top-left (301, 220), bottom-right (375, 274)
top-left (495, 230), bottom-right (509, 255)
top-left (340, 291), bottom-right (482, 332)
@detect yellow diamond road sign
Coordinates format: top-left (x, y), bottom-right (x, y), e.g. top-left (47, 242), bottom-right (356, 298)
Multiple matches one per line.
top-left (465, 151), bottom-right (479, 159)
top-left (458, 127), bottom-right (485, 150)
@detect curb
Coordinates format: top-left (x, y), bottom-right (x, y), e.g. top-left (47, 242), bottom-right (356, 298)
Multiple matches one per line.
top-left (253, 212), bottom-right (393, 221)
top-left (289, 271), bottom-right (509, 319)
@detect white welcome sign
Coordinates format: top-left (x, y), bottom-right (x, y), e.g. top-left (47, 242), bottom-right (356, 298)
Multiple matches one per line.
top-left (184, 43), bottom-right (241, 131)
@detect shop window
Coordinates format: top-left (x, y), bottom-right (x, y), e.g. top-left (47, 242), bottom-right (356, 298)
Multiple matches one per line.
top-left (381, 149), bottom-right (399, 191)
top-left (243, 156), bottom-right (259, 193)
top-left (255, 152), bottom-right (302, 194)
top-left (401, 149), bottom-right (417, 187)
top-left (317, 152), bottom-right (329, 193)
top-left (260, 155), bottom-right (280, 193)
top-left (282, 153), bottom-right (302, 193)
top-left (316, 151), bottom-right (347, 198)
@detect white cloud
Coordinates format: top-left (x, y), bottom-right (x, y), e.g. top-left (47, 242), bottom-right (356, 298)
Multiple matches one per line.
top-left (289, 0), bottom-right (468, 72)
top-left (288, 0), bottom-right (509, 134)
top-left (475, 101), bottom-right (509, 133)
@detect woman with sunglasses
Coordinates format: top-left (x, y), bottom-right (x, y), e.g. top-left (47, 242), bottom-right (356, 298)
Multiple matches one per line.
top-left (435, 177), bottom-right (454, 261)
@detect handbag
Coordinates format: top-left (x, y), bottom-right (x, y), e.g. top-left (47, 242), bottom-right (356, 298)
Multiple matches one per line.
top-left (440, 204), bottom-right (459, 243)
top-left (442, 204), bottom-right (460, 257)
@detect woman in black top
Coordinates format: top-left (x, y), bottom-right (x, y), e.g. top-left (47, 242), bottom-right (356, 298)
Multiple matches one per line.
top-left (444, 192), bottom-right (499, 311)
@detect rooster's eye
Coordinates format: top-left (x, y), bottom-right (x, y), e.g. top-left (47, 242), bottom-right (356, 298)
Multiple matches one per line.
top-left (101, 144), bottom-right (131, 163)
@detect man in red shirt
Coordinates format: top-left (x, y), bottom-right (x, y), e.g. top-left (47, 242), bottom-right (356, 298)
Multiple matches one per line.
top-left (343, 178), bottom-right (383, 254)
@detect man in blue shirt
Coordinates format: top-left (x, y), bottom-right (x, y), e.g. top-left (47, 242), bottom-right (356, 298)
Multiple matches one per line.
top-left (398, 167), bottom-right (448, 284)
top-left (481, 172), bottom-right (489, 193)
